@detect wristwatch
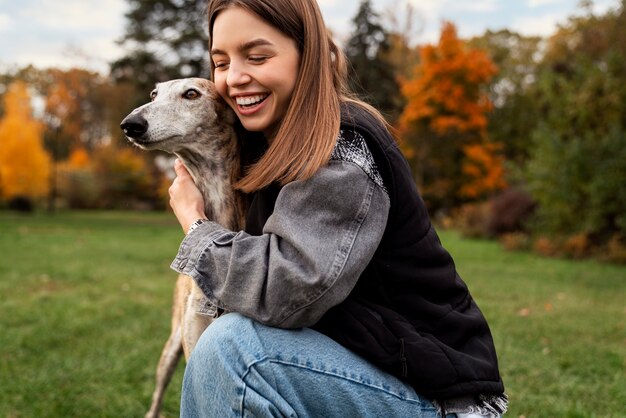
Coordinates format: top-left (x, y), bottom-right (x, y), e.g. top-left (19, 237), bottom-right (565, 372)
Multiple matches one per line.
top-left (187, 218), bottom-right (209, 235)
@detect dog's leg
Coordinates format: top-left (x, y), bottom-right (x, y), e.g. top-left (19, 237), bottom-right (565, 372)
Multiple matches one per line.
top-left (182, 281), bottom-right (215, 358)
top-left (145, 328), bottom-right (183, 418)
top-left (145, 275), bottom-right (187, 418)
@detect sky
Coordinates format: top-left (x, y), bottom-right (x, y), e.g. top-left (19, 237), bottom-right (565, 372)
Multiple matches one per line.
top-left (0, 0), bottom-right (619, 75)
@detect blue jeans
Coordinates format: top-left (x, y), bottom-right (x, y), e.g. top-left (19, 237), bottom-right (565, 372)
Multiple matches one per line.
top-left (181, 313), bottom-right (451, 418)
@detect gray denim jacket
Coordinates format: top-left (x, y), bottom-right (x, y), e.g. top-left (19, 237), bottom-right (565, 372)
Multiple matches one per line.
top-left (171, 132), bottom-right (390, 328)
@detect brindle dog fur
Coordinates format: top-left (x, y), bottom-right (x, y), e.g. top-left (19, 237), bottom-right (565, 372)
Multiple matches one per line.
top-left (121, 78), bottom-right (246, 418)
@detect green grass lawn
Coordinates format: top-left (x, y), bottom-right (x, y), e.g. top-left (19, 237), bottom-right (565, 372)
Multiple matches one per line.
top-left (0, 210), bottom-right (624, 417)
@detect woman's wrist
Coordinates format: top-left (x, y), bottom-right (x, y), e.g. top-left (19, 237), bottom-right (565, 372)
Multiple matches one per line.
top-left (171, 205), bottom-right (205, 231)
top-left (187, 218), bottom-right (209, 235)
top-left (175, 205), bottom-right (206, 233)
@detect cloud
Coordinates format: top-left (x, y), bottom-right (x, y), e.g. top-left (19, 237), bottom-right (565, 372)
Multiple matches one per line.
top-left (317, 0), bottom-right (339, 6)
top-left (402, 0), bottom-right (497, 17)
top-left (2, 0), bottom-right (620, 75)
top-left (511, 13), bottom-right (564, 37)
top-left (528, 0), bottom-right (564, 7)
top-left (405, 0), bottom-right (443, 18)
top-left (452, 0), bottom-right (499, 12)
top-left (0, 14), bottom-right (12, 31)
top-left (21, 0), bottom-right (126, 30)
top-left (0, 0), bottom-right (127, 73)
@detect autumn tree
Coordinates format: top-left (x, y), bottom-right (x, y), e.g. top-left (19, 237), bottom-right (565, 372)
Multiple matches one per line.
top-left (399, 21), bottom-right (504, 211)
top-left (0, 67), bottom-right (117, 158)
top-left (44, 69), bottom-right (111, 159)
top-left (0, 82), bottom-right (51, 204)
top-left (0, 66), bottom-right (50, 116)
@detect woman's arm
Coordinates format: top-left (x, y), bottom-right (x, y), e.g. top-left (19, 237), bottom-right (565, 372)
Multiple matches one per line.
top-left (171, 160), bottom-right (389, 328)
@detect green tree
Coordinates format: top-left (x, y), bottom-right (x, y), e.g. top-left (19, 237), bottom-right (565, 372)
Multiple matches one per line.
top-left (468, 30), bottom-right (542, 165)
top-left (111, 0), bottom-right (210, 95)
top-left (525, 1), bottom-right (626, 240)
top-left (345, 0), bottom-right (402, 122)
top-left (381, 1), bottom-right (422, 81)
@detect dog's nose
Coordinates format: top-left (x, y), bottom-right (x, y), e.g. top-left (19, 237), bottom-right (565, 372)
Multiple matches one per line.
top-left (120, 114), bottom-right (148, 138)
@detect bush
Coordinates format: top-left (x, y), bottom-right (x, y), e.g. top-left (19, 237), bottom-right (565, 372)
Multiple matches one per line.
top-left (586, 128), bottom-right (626, 236)
top-left (562, 233), bottom-right (592, 259)
top-left (602, 234), bottom-right (626, 264)
top-left (533, 236), bottom-right (559, 257)
top-left (91, 144), bottom-right (161, 209)
top-left (57, 167), bottom-right (100, 209)
top-left (500, 232), bottom-right (532, 252)
top-left (451, 188), bottom-right (536, 240)
top-left (526, 127), bottom-right (626, 240)
top-left (7, 196), bottom-right (34, 212)
top-left (452, 201), bottom-right (490, 238)
top-left (486, 188), bottom-right (536, 237)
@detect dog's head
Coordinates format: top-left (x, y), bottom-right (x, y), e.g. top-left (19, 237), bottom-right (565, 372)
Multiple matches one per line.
top-left (120, 78), bottom-right (235, 154)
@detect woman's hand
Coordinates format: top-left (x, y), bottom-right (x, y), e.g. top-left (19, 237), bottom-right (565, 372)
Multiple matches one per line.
top-left (169, 159), bottom-right (207, 233)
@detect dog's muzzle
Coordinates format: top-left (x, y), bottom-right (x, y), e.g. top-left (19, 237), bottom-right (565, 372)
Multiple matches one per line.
top-left (120, 114), bottom-right (148, 139)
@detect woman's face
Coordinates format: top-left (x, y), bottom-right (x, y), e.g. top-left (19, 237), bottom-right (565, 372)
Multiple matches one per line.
top-left (211, 7), bottom-right (301, 138)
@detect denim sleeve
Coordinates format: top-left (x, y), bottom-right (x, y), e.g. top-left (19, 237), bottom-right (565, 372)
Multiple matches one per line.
top-left (170, 160), bottom-right (389, 328)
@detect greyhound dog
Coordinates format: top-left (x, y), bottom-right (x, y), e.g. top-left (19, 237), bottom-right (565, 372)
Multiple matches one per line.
top-left (121, 78), bottom-right (246, 418)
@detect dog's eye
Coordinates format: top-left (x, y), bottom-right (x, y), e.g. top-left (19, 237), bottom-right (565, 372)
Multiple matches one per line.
top-left (183, 89), bottom-right (200, 100)
top-left (150, 90), bottom-right (157, 101)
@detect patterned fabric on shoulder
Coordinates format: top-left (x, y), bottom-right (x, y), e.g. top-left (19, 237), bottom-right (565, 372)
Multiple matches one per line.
top-left (330, 129), bottom-right (388, 196)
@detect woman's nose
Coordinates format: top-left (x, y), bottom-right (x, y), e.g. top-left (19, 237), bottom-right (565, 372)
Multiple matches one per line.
top-left (226, 63), bottom-right (251, 87)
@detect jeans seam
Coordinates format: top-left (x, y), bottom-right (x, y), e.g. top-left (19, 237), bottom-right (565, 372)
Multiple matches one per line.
top-left (239, 357), bottom-right (267, 418)
top-left (239, 356), bottom-right (433, 410)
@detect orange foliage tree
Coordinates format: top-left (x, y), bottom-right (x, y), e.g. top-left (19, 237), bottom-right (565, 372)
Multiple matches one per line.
top-left (45, 69), bottom-right (110, 159)
top-left (460, 142), bottom-right (506, 199)
top-left (399, 21), bottom-right (505, 210)
top-left (0, 81), bottom-right (51, 202)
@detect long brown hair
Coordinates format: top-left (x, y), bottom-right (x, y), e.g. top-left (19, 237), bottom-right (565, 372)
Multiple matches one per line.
top-left (208, 0), bottom-right (387, 193)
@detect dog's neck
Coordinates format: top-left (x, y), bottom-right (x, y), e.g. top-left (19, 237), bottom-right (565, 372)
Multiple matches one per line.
top-left (175, 142), bottom-right (244, 231)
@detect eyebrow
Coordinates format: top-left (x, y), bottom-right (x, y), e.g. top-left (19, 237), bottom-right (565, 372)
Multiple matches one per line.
top-left (211, 38), bottom-right (275, 56)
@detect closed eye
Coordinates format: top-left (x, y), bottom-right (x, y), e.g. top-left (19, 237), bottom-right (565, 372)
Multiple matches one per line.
top-left (249, 56), bottom-right (268, 64)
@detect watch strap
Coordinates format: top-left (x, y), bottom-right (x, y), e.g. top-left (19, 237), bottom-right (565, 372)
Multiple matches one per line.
top-left (187, 218), bottom-right (209, 235)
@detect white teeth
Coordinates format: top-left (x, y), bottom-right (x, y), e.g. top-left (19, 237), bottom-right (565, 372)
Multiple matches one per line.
top-left (236, 95), bottom-right (267, 106)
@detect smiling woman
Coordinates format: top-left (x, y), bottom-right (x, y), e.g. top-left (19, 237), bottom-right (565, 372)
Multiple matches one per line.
top-left (165, 0), bottom-right (507, 417)
top-left (210, 8), bottom-right (300, 138)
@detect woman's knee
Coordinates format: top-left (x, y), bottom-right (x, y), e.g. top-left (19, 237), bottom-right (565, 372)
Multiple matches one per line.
top-left (185, 312), bottom-right (267, 390)
top-left (189, 312), bottom-right (257, 362)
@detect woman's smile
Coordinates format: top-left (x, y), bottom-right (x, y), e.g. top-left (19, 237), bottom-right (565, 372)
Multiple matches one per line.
top-left (233, 93), bottom-right (270, 115)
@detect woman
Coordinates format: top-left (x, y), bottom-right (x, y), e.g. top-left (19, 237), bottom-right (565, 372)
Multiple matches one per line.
top-left (168, 0), bottom-right (507, 417)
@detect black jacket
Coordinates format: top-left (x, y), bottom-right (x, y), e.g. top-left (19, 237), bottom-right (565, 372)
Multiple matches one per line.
top-left (246, 103), bottom-right (505, 401)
